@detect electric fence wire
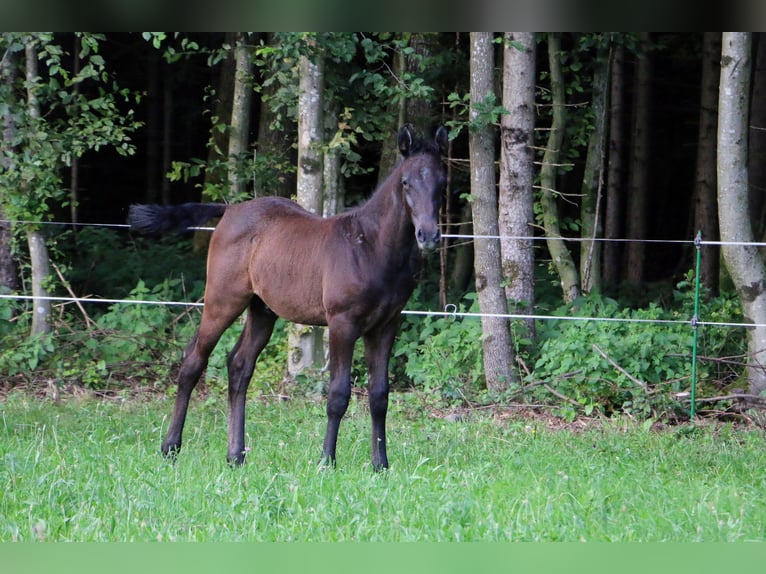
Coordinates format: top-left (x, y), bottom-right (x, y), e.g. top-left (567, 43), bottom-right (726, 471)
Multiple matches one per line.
top-left (0, 218), bottom-right (763, 328)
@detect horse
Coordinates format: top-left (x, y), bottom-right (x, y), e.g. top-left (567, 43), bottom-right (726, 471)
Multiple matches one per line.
top-left (128, 125), bottom-right (448, 470)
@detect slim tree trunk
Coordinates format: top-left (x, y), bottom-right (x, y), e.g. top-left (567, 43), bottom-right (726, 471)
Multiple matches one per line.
top-left (603, 44), bottom-right (625, 285)
top-left (25, 40), bottom-right (51, 336)
top-left (0, 44), bottom-right (19, 294)
top-left (256, 33), bottom-right (296, 199)
top-left (540, 33), bottom-right (580, 303)
top-left (323, 104), bottom-right (341, 217)
top-left (694, 32), bottom-right (721, 295)
top-left (717, 32), bottom-right (766, 398)
top-left (288, 50), bottom-right (326, 378)
top-left (625, 33), bottom-right (653, 284)
top-left (499, 32), bottom-right (536, 339)
top-left (69, 36), bottom-right (80, 225)
top-left (227, 33), bottom-right (253, 200)
top-left (193, 33), bottom-right (236, 252)
top-left (749, 33), bottom-right (766, 240)
top-left (580, 44), bottom-right (609, 294)
top-left (469, 32), bottom-right (516, 390)
top-left (296, 54), bottom-right (324, 215)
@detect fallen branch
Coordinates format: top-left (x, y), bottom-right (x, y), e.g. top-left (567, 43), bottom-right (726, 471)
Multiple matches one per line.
top-left (593, 343), bottom-right (651, 392)
top-left (679, 393), bottom-right (766, 406)
top-left (543, 383), bottom-right (580, 406)
top-left (52, 262), bottom-right (95, 330)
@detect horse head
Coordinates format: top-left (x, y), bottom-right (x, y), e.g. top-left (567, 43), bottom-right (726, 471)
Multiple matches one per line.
top-left (396, 125), bottom-right (449, 252)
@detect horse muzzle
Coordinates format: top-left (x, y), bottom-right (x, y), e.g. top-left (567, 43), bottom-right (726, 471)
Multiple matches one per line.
top-left (416, 227), bottom-right (441, 252)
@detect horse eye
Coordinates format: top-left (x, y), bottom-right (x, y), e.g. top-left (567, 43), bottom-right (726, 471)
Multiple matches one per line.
top-left (401, 178), bottom-right (409, 187)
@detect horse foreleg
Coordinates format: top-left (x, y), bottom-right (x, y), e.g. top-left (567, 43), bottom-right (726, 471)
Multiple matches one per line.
top-left (364, 322), bottom-right (398, 471)
top-left (321, 319), bottom-right (358, 467)
top-left (225, 302), bottom-right (276, 465)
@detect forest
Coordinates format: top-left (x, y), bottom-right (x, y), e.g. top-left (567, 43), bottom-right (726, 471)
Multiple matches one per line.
top-left (1, 32), bottom-right (765, 423)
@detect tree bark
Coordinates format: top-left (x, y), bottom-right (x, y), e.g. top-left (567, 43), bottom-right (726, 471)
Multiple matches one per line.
top-left (469, 32), bottom-right (516, 391)
top-left (288, 50), bottom-right (326, 378)
top-left (694, 32), bottom-right (721, 295)
top-left (499, 32), bottom-right (536, 339)
top-left (540, 33), bottom-right (580, 303)
top-left (0, 43), bottom-right (19, 294)
top-left (580, 43), bottom-right (609, 294)
top-left (749, 33), bottom-right (766, 241)
top-left (625, 33), bottom-right (653, 284)
top-left (296, 53), bottom-right (324, 215)
top-left (256, 33), bottom-right (296, 199)
top-left (717, 32), bottom-right (766, 398)
top-left (25, 40), bottom-right (51, 336)
top-left (193, 32), bottom-right (236, 253)
top-left (227, 33), bottom-right (253, 200)
top-left (603, 44), bottom-right (625, 285)
top-left (323, 104), bottom-right (342, 217)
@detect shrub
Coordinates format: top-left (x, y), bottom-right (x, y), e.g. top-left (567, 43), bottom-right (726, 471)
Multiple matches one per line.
top-left (394, 293), bottom-right (484, 403)
top-left (531, 280), bottom-right (745, 420)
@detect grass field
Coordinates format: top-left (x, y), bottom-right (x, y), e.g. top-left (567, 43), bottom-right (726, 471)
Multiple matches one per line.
top-left (1, 390), bottom-right (765, 542)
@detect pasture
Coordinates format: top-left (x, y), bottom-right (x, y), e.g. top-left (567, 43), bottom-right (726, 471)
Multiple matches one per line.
top-left (1, 390), bottom-right (765, 542)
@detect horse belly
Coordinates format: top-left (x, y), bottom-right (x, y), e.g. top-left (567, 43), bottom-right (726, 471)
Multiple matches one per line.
top-left (249, 251), bottom-right (328, 326)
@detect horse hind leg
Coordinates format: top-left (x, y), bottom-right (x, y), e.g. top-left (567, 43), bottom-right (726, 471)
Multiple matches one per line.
top-left (161, 298), bottom-right (248, 460)
top-left (226, 299), bottom-right (277, 465)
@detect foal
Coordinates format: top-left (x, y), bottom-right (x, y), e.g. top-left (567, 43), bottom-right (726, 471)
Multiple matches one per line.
top-left (129, 125), bottom-right (448, 470)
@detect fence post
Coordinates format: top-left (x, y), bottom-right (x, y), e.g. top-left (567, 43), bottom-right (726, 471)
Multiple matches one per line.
top-left (690, 230), bottom-right (702, 419)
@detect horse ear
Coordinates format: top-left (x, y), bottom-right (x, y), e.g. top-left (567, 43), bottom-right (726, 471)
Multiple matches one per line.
top-left (397, 124), bottom-right (415, 157)
top-left (434, 125), bottom-right (449, 155)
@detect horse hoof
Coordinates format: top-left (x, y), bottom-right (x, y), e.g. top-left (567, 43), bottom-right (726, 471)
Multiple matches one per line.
top-left (227, 453), bottom-right (247, 466)
top-left (161, 443), bottom-right (180, 461)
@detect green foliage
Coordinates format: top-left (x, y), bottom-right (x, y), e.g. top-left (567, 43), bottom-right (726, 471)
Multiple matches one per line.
top-left (394, 294), bottom-right (484, 404)
top-left (60, 227), bottom-right (207, 304)
top-left (445, 91), bottom-right (508, 141)
top-left (0, 33), bottom-right (142, 226)
top-left (532, 282), bottom-right (746, 420)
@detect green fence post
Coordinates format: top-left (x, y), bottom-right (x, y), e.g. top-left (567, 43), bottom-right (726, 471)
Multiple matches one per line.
top-left (690, 230), bottom-right (702, 419)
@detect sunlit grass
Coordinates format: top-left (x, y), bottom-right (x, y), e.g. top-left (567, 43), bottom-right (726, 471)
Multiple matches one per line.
top-left (1, 391), bottom-right (765, 541)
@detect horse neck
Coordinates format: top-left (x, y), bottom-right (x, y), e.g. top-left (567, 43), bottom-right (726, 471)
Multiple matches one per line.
top-left (358, 161), bottom-right (414, 254)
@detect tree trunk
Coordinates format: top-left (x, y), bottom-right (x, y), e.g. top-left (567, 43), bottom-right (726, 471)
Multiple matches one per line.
top-left (603, 44), bottom-right (625, 285)
top-left (694, 32), bottom-right (721, 295)
top-left (403, 33), bottom-right (436, 132)
top-left (717, 32), bottom-right (766, 398)
top-left (25, 41), bottom-right (51, 336)
top-left (579, 44), bottom-right (609, 294)
top-left (749, 33), bottom-right (766, 241)
top-left (288, 51), bottom-right (326, 378)
top-left (323, 104), bottom-right (342, 217)
top-left (469, 32), bottom-right (516, 391)
top-left (227, 33), bottom-right (253, 200)
top-left (193, 32), bottom-right (236, 252)
top-left (625, 33), bottom-right (653, 284)
top-left (69, 36), bottom-right (80, 225)
top-left (296, 54), bottom-right (324, 215)
top-left (540, 33), bottom-right (580, 303)
top-left (256, 33), bottom-right (296, 199)
top-left (499, 32), bottom-right (536, 339)
top-left (0, 44), bottom-right (19, 294)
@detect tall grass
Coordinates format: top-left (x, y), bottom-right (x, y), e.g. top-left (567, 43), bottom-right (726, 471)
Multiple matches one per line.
top-left (1, 392), bottom-right (765, 541)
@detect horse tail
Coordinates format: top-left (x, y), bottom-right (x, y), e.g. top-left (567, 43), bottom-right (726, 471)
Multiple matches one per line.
top-left (128, 203), bottom-right (227, 235)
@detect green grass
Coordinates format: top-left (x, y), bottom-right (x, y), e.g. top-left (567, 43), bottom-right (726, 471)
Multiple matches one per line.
top-left (1, 391), bottom-right (765, 542)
